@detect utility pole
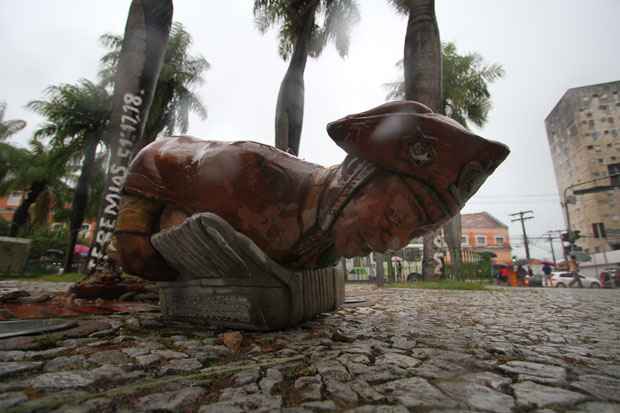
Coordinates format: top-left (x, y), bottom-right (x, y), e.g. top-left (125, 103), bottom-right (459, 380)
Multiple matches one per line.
top-left (510, 210), bottom-right (534, 261)
top-left (543, 232), bottom-right (557, 265)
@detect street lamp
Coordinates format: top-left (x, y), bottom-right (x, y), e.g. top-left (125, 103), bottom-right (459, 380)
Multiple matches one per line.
top-left (561, 173), bottom-right (620, 258)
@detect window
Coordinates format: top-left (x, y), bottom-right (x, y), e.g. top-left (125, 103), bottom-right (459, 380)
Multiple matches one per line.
top-left (587, 145), bottom-right (594, 150)
top-left (461, 235), bottom-right (469, 246)
top-left (592, 222), bottom-right (607, 239)
top-left (592, 131), bottom-right (599, 140)
top-left (609, 163), bottom-right (620, 186)
top-left (476, 235), bottom-right (486, 246)
top-left (495, 236), bottom-right (505, 246)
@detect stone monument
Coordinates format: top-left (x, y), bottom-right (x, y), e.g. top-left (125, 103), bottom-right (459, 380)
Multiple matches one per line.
top-left (114, 101), bottom-right (509, 330)
top-left (0, 237), bottom-right (32, 275)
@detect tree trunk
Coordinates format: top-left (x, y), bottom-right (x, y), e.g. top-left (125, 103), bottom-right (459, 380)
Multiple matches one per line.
top-left (375, 252), bottom-right (385, 287)
top-left (274, 8), bottom-right (316, 156)
top-left (9, 181), bottom-right (47, 237)
top-left (64, 136), bottom-right (98, 273)
top-left (443, 213), bottom-right (462, 277)
top-left (402, 0), bottom-right (442, 279)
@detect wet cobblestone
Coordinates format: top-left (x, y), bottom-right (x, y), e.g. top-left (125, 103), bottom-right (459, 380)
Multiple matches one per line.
top-left (0, 284), bottom-right (619, 412)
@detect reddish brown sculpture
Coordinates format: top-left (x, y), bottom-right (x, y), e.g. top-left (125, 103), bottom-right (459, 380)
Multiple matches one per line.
top-left (116, 101), bottom-right (509, 281)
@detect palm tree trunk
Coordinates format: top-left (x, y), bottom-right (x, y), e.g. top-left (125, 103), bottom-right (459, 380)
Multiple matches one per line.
top-left (443, 213), bottom-right (462, 277)
top-left (274, 6), bottom-right (316, 155)
top-left (64, 136), bottom-right (98, 273)
top-left (9, 181), bottom-right (47, 237)
top-left (402, 0), bottom-right (442, 280)
top-left (375, 252), bottom-right (385, 287)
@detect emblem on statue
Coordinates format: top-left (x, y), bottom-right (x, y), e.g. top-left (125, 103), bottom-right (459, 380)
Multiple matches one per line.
top-left (114, 101), bottom-right (509, 330)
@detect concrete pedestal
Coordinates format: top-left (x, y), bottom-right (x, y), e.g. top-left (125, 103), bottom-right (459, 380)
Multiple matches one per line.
top-left (0, 237), bottom-right (31, 275)
top-left (158, 266), bottom-right (344, 331)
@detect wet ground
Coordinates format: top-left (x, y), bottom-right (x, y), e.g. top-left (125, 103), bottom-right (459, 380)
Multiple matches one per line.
top-left (0, 283), bottom-right (619, 412)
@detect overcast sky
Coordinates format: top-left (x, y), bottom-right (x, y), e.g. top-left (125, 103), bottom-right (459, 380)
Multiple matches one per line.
top-left (2, 1), bottom-right (619, 260)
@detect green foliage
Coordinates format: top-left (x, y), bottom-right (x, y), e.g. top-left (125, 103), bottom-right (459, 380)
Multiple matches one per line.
top-left (385, 42), bottom-right (505, 129)
top-left (444, 257), bottom-right (493, 281)
top-left (5, 272), bottom-right (84, 283)
top-left (253, 0), bottom-right (360, 60)
top-left (0, 216), bottom-right (9, 236)
top-left (387, 280), bottom-right (489, 290)
top-left (27, 226), bottom-right (69, 260)
top-left (99, 22), bottom-right (209, 138)
top-left (27, 79), bottom-right (111, 150)
top-left (0, 101), bottom-right (26, 141)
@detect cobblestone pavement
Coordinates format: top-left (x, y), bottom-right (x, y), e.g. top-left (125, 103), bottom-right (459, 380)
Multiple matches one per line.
top-left (1, 284), bottom-right (619, 412)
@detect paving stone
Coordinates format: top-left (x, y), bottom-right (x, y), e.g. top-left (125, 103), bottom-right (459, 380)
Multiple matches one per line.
top-left (45, 355), bottom-right (88, 372)
top-left (458, 371), bottom-right (513, 391)
top-left (350, 379), bottom-right (385, 403)
top-left (356, 363), bottom-right (408, 384)
top-left (259, 367), bottom-right (283, 394)
top-left (437, 380), bottom-right (515, 413)
top-left (513, 380), bottom-right (588, 408)
top-left (30, 371), bottom-right (96, 390)
top-left (0, 361), bottom-right (43, 378)
top-left (324, 377), bottom-right (359, 404)
top-left (88, 350), bottom-right (132, 366)
top-left (199, 402), bottom-right (245, 413)
top-left (160, 357), bottom-right (202, 374)
top-left (571, 374), bottom-right (620, 402)
top-left (122, 346), bottom-right (151, 358)
top-left (153, 349), bottom-right (188, 359)
top-left (220, 383), bottom-right (260, 401)
top-left (50, 397), bottom-right (112, 413)
top-left (374, 353), bottom-right (421, 369)
top-left (204, 393), bottom-right (282, 412)
top-left (294, 375), bottom-right (323, 402)
top-left (566, 401), bottom-right (620, 412)
top-left (136, 353), bottom-right (162, 367)
top-left (316, 360), bottom-right (351, 381)
top-left (498, 360), bottom-right (567, 385)
top-left (0, 351), bottom-right (26, 361)
top-left (136, 387), bottom-right (205, 411)
top-left (345, 405), bottom-right (409, 413)
top-left (0, 391), bottom-right (28, 410)
top-left (378, 377), bottom-right (457, 409)
top-left (232, 366), bottom-right (260, 386)
top-left (302, 400), bottom-right (338, 411)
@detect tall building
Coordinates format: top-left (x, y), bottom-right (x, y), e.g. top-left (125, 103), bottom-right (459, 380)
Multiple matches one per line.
top-left (545, 81), bottom-right (620, 254)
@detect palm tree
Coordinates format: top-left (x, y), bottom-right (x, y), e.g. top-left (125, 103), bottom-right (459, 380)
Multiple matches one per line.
top-left (28, 79), bottom-right (111, 272)
top-left (385, 42), bottom-right (504, 276)
top-left (385, 42), bottom-right (505, 128)
top-left (0, 101), bottom-right (26, 141)
top-left (1, 141), bottom-right (72, 237)
top-left (387, 0), bottom-right (442, 280)
top-left (99, 22), bottom-right (209, 148)
top-left (254, 0), bottom-right (360, 155)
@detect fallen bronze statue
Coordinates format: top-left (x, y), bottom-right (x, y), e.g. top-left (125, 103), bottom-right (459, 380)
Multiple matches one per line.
top-left (110, 101), bottom-right (509, 330)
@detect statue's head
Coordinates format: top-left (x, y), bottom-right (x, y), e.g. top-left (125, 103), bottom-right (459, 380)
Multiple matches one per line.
top-left (327, 101), bottom-right (510, 257)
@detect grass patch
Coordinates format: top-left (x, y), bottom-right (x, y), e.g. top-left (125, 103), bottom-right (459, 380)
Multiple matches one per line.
top-left (1, 272), bottom-right (84, 283)
top-left (387, 280), bottom-right (490, 291)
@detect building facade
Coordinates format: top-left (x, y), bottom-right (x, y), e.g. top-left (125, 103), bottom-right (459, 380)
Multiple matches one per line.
top-left (545, 81), bottom-right (620, 254)
top-left (461, 212), bottom-right (512, 264)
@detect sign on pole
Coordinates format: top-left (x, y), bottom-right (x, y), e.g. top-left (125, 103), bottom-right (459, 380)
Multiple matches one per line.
top-left (87, 0), bottom-right (173, 273)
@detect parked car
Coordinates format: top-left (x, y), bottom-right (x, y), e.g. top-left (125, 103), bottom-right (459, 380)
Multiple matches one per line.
top-left (599, 267), bottom-right (619, 288)
top-left (550, 272), bottom-right (601, 288)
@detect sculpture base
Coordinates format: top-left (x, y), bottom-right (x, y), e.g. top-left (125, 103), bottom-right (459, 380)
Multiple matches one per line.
top-left (158, 267), bottom-right (344, 331)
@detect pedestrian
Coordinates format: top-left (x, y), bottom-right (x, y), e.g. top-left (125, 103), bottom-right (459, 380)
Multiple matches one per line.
top-left (567, 255), bottom-right (583, 288)
top-left (542, 263), bottom-right (553, 287)
top-left (516, 264), bottom-right (527, 287)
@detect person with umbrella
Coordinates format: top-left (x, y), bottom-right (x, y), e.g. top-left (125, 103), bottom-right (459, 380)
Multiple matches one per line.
top-left (542, 261), bottom-right (553, 287)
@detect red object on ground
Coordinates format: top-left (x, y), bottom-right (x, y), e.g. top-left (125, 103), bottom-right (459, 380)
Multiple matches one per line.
top-left (0, 301), bottom-right (158, 321)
